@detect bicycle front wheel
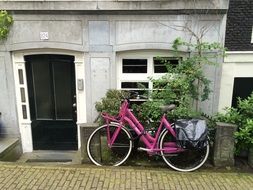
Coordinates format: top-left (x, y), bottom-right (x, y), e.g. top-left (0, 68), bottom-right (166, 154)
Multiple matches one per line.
top-left (87, 124), bottom-right (133, 166)
top-left (159, 129), bottom-right (209, 172)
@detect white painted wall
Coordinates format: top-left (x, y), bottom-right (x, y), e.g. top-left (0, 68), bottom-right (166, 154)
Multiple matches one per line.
top-left (218, 52), bottom-right (253, 111)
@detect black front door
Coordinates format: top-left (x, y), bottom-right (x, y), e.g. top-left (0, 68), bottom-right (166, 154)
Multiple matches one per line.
top-left (25, 54), bottom-right (77, 150)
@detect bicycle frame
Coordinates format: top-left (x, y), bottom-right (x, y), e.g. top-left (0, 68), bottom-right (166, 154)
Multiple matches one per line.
top-left (102, 100), bottom-right (184, 154)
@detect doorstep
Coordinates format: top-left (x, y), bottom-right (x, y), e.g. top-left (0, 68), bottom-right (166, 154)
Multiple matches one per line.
top-left (17, 150), bottom-right (82, 165)
top-left (0, 137), bottom-right (22, 161)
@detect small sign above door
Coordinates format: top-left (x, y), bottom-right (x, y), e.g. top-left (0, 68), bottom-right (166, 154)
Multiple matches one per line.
top-left (40, 32), bottom-right (49, 40)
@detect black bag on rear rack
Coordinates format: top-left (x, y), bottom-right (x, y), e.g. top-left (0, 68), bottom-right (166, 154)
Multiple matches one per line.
top-left (175, 119), bottom-right (208, 149)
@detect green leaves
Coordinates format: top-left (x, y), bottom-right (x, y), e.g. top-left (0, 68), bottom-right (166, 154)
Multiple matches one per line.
top-left (215, 92), bottom-right (253, 154)
top-left (172, 37), bottom-right (185, 51)
top-left (0, 10), bottom-right (13, 41)
top-left (214, 107), bottom-right (242, 124)
top-left (136, 38), bottom-right (225, 124)
top-left (95, 90), bottom-right (130, 123)
top-left (134, 100), bottom-right (164, 124)
top-left (234, 119), bottom-right (253, 154)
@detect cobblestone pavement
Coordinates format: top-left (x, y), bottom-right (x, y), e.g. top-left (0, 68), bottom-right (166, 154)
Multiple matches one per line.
top-left (0, 163), bottom-right (253, 190)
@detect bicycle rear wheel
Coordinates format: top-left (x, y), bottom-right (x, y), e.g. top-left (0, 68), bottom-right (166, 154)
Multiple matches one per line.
top-left (87, 124), bottom-right (132, 166)
top-left (159, 129), bottom-right (209, 172)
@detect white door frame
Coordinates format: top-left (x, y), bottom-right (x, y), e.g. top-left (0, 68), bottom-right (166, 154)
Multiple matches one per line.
top-left (12, 49), bottom-right (86, 152)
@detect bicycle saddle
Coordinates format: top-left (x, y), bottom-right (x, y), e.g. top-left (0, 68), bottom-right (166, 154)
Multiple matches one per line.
top-left (160, 104), bottom-right (176, 112)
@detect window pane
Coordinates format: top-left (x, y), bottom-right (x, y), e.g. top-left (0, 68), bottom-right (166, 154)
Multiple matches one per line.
top-left (154, 57), bottom-right (180, 73)
top-left (122, 59), bottom-right (147, 73)
top-left (20, 88), bottom-right (26, 103)
top-left (54, 61), bottom-right (73, 120)
top-left (22, 105), bottom-right (27, 119)
top-left (32, 61), bottom-right (54, 119)
top-left (121, 82), bottom-right (148, 96)
top-left (18, 69), bottom-right (24, 84)
top-left (121, 82), bottom-right (148, 89)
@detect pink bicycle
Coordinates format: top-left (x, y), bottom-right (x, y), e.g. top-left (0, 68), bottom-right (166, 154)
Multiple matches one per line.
top-left (87, 99), bottom-right (209, 172)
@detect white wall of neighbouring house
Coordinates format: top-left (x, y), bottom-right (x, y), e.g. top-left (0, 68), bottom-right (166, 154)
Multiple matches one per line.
top-left (218, 52), bottom-right (253, 111)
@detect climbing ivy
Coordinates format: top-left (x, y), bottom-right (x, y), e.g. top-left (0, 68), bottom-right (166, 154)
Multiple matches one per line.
top-left (0, 10), bottom-right (13, 41)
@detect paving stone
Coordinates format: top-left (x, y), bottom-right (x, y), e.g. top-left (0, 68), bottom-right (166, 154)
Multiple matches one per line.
top-left (0, 163), bottom-right (253, 189)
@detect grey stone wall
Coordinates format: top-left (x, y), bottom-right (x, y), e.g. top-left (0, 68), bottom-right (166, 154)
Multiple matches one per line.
top-left (0, 0), bottom-right (229, 12)
top-left (80, 123), bottom-right (99, 163)
top-left (0, 0), bottom-right (228, 135)
top-left (0, 52), bottom-right (19, 137)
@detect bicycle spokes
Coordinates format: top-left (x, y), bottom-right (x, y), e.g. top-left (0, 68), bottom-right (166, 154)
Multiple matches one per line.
top-left (87, 124), bottom-right (132, 166)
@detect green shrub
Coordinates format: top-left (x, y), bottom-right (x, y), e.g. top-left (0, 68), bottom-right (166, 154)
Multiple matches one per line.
top-left (0, 10), bottom-right (13, 41)
top-left (214, 107), bottom-right (242, 124)
top-left (133, 100), bottom-right (164, 124)
top-left (95, 89), bottom-right (129, 123)
top-left (166, 105), bottom-right (202, 121)
top-left (234, 119), bottom-right (253, 155)
top-left (215, 92), bottom-right (253, 154)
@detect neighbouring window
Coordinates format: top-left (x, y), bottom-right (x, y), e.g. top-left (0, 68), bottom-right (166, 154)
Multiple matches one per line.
top-left (232, 77), bottom-right (253, 108)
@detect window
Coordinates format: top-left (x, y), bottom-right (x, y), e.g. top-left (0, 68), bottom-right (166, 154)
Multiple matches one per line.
top-left (121, 82), bottom-right (149, 98)
top-left (123, 59), bottom-right (147, 73)
top-left (232, 77), bottom-right (253, 108)
top-left (154, 57), bottom-right (180, 73)
top-left (117, 52), bottom-right (180, 101)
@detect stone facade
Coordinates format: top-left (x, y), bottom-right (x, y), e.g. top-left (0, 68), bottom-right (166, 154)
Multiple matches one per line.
top-left (80, 123), bottom-right (99, 163)
top-left (0, 0), bottom-right (229, 152)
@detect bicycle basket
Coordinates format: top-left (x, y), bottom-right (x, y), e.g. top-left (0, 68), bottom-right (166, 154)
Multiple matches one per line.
top-left (175, 119), bottom-right (208, 149)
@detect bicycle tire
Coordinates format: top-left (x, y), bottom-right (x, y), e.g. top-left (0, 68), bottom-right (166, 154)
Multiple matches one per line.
top-left (159, 129), bottom-right (209, 172)
top-left (87, 124), bottom-right (133, 166)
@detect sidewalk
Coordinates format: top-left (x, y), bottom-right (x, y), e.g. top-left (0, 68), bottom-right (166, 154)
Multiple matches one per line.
top-left (0, 162), bottom-right (253, 190)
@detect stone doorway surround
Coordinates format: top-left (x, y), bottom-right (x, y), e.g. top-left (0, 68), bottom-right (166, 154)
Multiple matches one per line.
top-left (12, 49), bottom-right (86, 153)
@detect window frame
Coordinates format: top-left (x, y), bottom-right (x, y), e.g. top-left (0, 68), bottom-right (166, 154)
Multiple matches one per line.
top-left (117, 51), bottom-right (183, 101)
